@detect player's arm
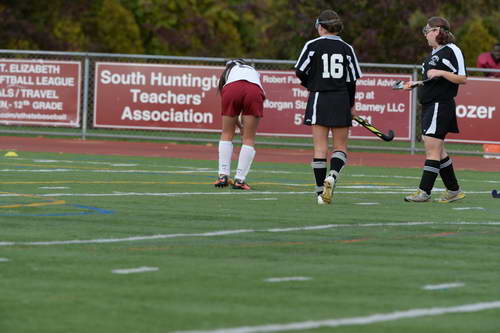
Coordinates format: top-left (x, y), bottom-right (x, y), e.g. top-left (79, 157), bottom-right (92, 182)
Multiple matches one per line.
top-left (427, 70), bottom-right (466, 84)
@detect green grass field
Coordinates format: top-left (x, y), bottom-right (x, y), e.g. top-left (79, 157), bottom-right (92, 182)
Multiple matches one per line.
top-left (1, 151), bottom-right (500, 333)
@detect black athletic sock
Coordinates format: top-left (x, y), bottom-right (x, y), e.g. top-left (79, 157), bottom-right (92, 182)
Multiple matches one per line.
top-left (419, 159), bottom-right (440, 195)
top-left (311, 158), bottom-right (327, 195)
top-left (439, 156), bottom-right (459, 191)
top-left (329, 151), bottom-right (347, 179)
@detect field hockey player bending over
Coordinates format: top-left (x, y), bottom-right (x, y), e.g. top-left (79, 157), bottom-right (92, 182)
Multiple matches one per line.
top-left (295, 9), bottom-right (362, 205)
top-left (214, 59), bottom-right (266, 190)
top-left (402, 17), bottom-right (466, 203)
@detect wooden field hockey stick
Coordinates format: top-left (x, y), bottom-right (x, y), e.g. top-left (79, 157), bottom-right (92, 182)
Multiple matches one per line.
top-left (353, 116), bottom-right (395, 142)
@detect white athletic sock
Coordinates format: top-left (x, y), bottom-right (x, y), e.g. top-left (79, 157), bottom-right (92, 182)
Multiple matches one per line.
top-left (218, 141), bottom-right (233, 176)
top-left (235, 145), bottom-right (256, 182)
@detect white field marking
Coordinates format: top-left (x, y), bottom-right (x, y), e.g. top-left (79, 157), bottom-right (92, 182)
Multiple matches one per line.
top-left (354, 202), bottom-right (380, 205)
top-left (453, 207), bottom-right (485, 211)
top-left (351, 174), bottom-right (500, 184)
top-left (248, 198), bottom-right (278, 201)
top-left (422, 282), bottom-right (465, 290)
top-left (172, 301), bottom-right (500, 333)
top-left (32, 159), bottom-right (138, 167)
top-left (112, 266), bottom-right (159, 274)
top-left (2, 221), bottom-right (500, 247)
top-left (0, 258), bottom-right (10, 262)
top-left (39, 187), bottom-right (69, 190)
top-left (5, 190), bottom-right (493, 198)
top-left (265, 277), bottom-right (311, 283)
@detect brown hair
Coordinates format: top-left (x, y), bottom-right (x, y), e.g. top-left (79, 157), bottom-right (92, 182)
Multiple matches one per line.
top-left (217, 59), bottom-right (247, 94)
top-left (428, 16), bottom-right (455, 45)
top-left (317, 10), bottom-right (343, 34)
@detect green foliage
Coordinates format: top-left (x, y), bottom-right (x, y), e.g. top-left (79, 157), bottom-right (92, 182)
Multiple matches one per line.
top-left (92, 0), bottom-right (144, 54)
top-left (459, 18), bottom-right (497, 67)
top-left (0, 0), bottom-right (498, 63)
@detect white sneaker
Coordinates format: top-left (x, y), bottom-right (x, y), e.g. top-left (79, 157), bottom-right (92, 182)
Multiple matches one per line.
top-left (317, 195), bottom-right (327, 205)
top-left (320, 176), bottom-right (336, 204)
top-left (404, 189), bottom-right (431, 202)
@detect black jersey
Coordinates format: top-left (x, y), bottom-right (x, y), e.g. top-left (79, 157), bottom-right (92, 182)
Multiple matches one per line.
top-left (295, 35), bottom-right (362, 92)
top-left (418, 43), bottom-right (466, 105)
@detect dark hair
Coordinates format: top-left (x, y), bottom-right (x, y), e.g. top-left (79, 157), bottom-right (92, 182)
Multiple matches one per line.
top-left (317, 10), bottom-right (343, 34)
top-left (217, 59), bottom-right (247, 93)
top-left (428, 16), bottom-right (455, 44)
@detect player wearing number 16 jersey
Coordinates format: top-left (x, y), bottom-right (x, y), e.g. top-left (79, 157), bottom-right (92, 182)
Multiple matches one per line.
top-left (295, 9), bottom-right (362, 205)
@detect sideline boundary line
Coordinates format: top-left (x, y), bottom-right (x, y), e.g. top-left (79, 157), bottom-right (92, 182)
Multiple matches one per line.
top-left (1, 221), bottom-right (500, 246)
top-left (172, 301), bottom-right (500, 333)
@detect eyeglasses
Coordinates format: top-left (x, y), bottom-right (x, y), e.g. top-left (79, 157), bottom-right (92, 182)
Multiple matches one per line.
top-left (422, 26), bottom-right (439, 35)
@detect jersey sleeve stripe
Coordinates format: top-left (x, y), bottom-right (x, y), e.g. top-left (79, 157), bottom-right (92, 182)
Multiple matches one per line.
top-left (442, 58), bottom-right (457, 73)
top-left (346, 43), bottom-right (363, 79)
top-left (298, 51), bottom-right (315, 72)
top-left (447, 44), bottom-right (466, 76)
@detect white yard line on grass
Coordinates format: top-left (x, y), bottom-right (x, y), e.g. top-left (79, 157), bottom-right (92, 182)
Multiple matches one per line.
top-left (0, 191), bottom-right (491, 198)
top-left (172, 301), bottom-right (500, 333)
top-left (354, 202), bottom-right (380, 205)
top-left (264, 277), bottom-right (311, 283)
top-left (39, 187), bottom-right (69, 190)
top-left (0, 258), bottom-right (10, 262)
top-left (422, 282), bottom-right (465, 290)
top-left (111, 266), bottom-right (159, 274)
top-left (2, 221), bottom-right (500, 246)
top-left (452, 207), bottom-right (485, 211)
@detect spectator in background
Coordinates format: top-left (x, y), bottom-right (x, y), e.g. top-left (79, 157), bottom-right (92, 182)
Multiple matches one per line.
top-left (476, 43), bottom-right (500, 78)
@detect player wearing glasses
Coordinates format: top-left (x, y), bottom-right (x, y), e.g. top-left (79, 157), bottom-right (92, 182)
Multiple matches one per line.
top-left (402, 17), bottom-right (467, 203)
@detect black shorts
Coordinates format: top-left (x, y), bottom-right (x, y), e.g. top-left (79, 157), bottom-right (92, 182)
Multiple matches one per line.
top-left (421, 100), bottom-right (459, 140)
top-left (303, 90), bottom-right (352, 127)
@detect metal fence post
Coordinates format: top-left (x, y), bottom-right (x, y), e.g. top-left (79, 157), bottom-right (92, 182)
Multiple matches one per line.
top-left (81, 56), bottom-right (90, 140)
top-left (410, 66), bottom-right (418, 154)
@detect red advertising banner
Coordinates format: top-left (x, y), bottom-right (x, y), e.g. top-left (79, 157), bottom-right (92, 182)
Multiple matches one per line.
top-left (0, 59), bottom-right (81, 127)
top-left (94, 63), bottom-right (222, 132)
top-left (94, 63), bottom-right (412, 140)
top-left (258, 72), bottom-right (412, 140)
top-left (447, 77), bottom-right (500, 144)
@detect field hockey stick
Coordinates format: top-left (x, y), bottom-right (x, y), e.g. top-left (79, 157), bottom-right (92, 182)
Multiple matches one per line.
top-left (392, 78), bottom-right (435, 90)
top-left (493, 189), bottom-right (500, 198)
top-left (353, 116), bottom-right (395, 142)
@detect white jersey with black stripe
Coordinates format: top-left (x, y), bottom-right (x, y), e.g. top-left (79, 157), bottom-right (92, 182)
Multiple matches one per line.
top-left (418, 43), bottom-right (467, 104)
top-left (295, 35), bottom-right (362, 92)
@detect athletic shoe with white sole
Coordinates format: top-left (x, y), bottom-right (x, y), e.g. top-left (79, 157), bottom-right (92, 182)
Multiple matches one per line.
top-left (404, 189), bottom-right (431, 202)
top-left (435, 189), bottom-right (465, 203)
top-left (320, 176), bottom-right (336, 204)
top-left (317, 195), bottom-right (327, 205)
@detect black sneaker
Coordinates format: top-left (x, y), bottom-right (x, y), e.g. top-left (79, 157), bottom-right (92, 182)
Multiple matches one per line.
top-left (232, 179), bottom-right (251, 190)
top-left (214, 175), bottom-right (231, 188)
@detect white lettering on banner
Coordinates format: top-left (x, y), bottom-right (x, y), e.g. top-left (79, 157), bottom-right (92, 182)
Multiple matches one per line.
top-left (129, 89), bottom-right (202, 105)
top-left (264, 99), bottom-right (294, 111)
top-left (32, 101), bottom-right (63, 110)
top-left (149, 72), bottom-right (218, 91)
top-left (100, 70), bottom-right (146, 85)
top-left (262, 75), bottom-right (286, 84)
top-left (120, 106), bottom-right (213, 124)
top-left (20, 89), bottom-right (59, 99)
top-left (0, 75), bottom-right (35, 85)
top-left (456, 105), bottom-right (495, 119)
top-left (35, 76), bottom-right (74, 86)
top-left (354, 102), bottom-right (385, 113)
top-left (387, 103), bottom-right (405, 112)
top-left (295, 100), bottom-right (307, 110)
top-left (9, 63), bottom-right (60, 74)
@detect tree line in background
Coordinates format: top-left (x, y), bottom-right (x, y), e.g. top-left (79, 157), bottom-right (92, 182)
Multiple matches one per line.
top-left (0, 0), bottom-right (498, 67)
